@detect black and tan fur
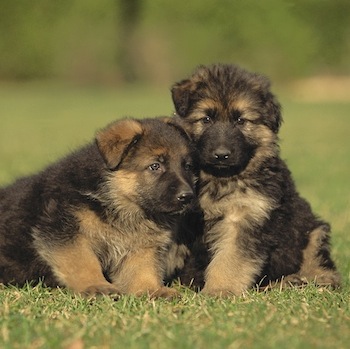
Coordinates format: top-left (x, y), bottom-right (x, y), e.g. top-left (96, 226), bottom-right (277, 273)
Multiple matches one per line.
top-left (171, 64), bottom-right (341, 296)
top-left (0, 118), bottom-right (196, 298)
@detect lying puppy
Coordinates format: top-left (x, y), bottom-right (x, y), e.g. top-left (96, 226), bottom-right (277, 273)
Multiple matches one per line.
top-left (0, 118), bottom-right (196, 298)
top-left (171, 63), bottom-right (341, 296)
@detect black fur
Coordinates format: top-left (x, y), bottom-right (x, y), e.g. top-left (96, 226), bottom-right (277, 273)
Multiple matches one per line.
top-left (0, 145), bottom-right (103, 286)
top-left (171, 64), bottom-right (340, 295)
top-left (0, 118), bottom-right (196, 297)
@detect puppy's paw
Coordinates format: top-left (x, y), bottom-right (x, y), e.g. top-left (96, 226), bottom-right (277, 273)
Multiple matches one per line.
top-left (313, 271), bottom-right (341, 288)
top-left (281, 271), bottom-right (341, 289)
top-left (82, 284), bottom-right (121, 297)
top-left (201, 287), bottom-right (238, 298)
top-left (281, 274), bottom-right (307, 287)
top-left (149, 286), bottom-right (181, 300)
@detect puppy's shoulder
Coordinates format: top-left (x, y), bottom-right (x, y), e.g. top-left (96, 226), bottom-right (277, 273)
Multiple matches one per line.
top-left (257, 156), bottom-right (295, 197)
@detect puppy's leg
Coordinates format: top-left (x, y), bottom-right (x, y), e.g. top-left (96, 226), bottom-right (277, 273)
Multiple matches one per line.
top-left (40, 236), bottom-right (120, 296)
top-left (263, 226), bottom-right (341, 291)
top-left (202, 226), bottom-right (264, 297)
top-left (111, 248), bottom-right (180, 299)
top-left (296, 226), bottom-right (341, 287)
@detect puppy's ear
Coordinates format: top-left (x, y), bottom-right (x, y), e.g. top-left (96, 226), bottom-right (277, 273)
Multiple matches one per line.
top-left (157, 115), bottom-right (193, 142)
top-left (251, 74), bottom-right (283, 133)
top-left (96, 119), bottom-right (143, 170)
top-left (266, 92), bottom-right (283, 133)
top-left (171, 79), bottom-right (197, 117)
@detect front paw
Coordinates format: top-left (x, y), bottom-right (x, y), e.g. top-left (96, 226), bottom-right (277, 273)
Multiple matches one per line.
top-left (202, 287), bottom-right (238, 297)
top-left (314, 271), bottom-right (341, 288)
top-left (149, 286), bottom-right (181, 300)
top-left (268, 271), bottom-right (341, 290)
top-left (82, 284), bottom-right (121, 297)
top-left (281, 274), bottom-right (307, 287)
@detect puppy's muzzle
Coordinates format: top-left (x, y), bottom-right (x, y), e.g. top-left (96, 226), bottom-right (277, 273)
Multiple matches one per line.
top-left (177, 191), bottom-right (194, 205)
top-left (213, 146), bottom-right (231, 162)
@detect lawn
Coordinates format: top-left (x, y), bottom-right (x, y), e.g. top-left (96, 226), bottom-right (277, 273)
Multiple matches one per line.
top-left (0, 82), bottom-right (349, 349)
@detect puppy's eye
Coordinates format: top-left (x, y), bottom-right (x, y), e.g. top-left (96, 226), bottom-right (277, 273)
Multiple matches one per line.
top-left (184, 162), bottom-right (193, 171)
top-left (148, 163), bottom-right (161, 171)
top-left (237, 117), bottom-right (246, 125)
top-left (202, 116), bottom-right (212, 124)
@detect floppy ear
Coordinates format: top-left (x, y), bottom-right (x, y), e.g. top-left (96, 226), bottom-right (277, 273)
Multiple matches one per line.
top-left (266, 92), bottom-right (283, 133)
top-left (96, 119), bottom-right (143, 170)
top-left (251, 74), bottom-right (283, 133)
top-left (157, 116), bottom-right (193, 142)
top-left (171, 79), bottom-right (197, 117)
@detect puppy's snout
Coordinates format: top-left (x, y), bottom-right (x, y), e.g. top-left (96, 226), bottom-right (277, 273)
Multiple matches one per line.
top-left (213, 147), bottom-right (231, 161)
top-left (177, 191), bottom-right (194, 205)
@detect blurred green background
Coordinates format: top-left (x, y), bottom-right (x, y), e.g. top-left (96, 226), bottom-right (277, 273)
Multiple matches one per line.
top-left (1, 0), bottom-right (350, 85)
top-left (0, 3), bottom-right (350, 347)
top-left (0, 0), bottom-right (349, 241)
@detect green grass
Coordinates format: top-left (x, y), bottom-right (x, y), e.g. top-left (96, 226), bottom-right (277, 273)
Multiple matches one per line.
top-left (1, 283), bottom-right (349, 349)
top-left (0, 82), bottom-right (349, 349)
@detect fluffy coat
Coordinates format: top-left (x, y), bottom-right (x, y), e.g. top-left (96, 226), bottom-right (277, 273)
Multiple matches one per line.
top-left (171, 64), bottom-right (341, 295)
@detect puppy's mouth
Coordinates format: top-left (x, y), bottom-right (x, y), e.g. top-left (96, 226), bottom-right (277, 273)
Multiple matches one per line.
top-left (201, 163), bottom-right (245, 177)
top-left (143, 198), bottom-right (195, 216)
top-left (168, 206), bottom-right (191, 215)
top-left (169, 200), bottom-right (195, 215)
top-left (200, 148), bottom-right (255, 178)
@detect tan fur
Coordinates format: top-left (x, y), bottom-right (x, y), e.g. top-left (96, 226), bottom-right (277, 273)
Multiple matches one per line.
top-left (33, 221), bottom-right (174, 297)
top-left (96, 119), bottom-right (143, 169)
top-left (228, 97), bottom-right (261, 121)
top-left (106, 169), bottom-right (140, 205)
top-left (243, 125), bottom-right (279, 175)
top-left (164, 243), bottom-right (191, 278)
top-left (0, 117), bottom-right (195, 298)
top-left (201, 185), bottom-right (275, 296)
top-left (203, 246), bottom-right (263, 296)
top-left (185, 94), bottom-right (280, 175)
top-left (112, 248), bottom-right (178, 298)
top-left (300, 227), bottom-right (328, 277)
top-left (293, 227), bottom-right (341, 286)
top-left (74, 208), bottom-right (178, 298)
top-left (38, 235), bottom-right (118, 294)
top-left (34, 203), bottom-right (172, 298)
top-left (191, 100), bottom-right (279, 294)
top-left (75, 208), bottom-right (172, 255)
top-left (75, 208), bottom-right (131, 258)
top-left (200, 182), bottom-right (275, 224)
top-left (171, 64), bottom-right (340, 296)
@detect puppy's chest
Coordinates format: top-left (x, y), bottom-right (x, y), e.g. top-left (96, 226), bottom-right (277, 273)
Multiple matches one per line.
top-left (75, 209), bottom-right (172, 256)
top-left (199, 180), bottom-right (274, 229)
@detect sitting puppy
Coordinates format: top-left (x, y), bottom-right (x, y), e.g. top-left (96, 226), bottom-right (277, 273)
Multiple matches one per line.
top-left (171, 63), bottom-right (341, 296)
top-left (0, 118), bottom-right (196, 298)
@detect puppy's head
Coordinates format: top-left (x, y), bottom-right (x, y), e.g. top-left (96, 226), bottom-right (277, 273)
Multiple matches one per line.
top-left (171, 64), bottom-right (282, 177)
top-left (96, 118), bottom-right (196, 215)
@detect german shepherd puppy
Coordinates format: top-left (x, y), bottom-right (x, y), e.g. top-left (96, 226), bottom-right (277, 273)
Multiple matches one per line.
top-left (171, 64), bottom-right (341, 296)
top-left (0, 118), bottom-right (196, 298)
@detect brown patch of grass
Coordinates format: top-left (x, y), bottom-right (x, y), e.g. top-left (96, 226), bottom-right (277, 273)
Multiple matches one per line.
top-left (288, 76), bottom-right (350, 102)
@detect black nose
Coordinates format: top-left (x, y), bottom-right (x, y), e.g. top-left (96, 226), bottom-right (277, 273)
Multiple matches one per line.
top-left (213, 147), bottom-right (231, 160)
top-left (177, 191), bottom-right (194, 205)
